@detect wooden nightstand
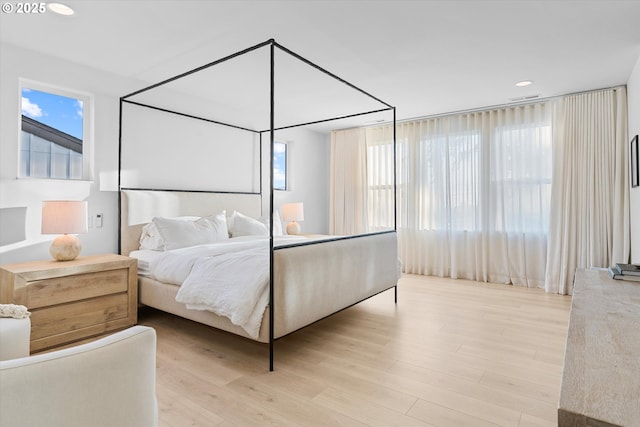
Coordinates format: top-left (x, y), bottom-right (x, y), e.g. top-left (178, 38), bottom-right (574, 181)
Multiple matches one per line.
top-left (0, 254), bottom-right (137, 353)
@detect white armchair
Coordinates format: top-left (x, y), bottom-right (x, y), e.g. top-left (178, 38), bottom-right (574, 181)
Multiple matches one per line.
top-left (0, 324), bottom-right (158, 427)
top-left (0, 316), bottom-right (31, 360)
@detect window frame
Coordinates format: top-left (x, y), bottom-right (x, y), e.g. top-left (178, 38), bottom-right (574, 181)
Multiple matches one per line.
top-left (18, 78), bottom-right (94, 181)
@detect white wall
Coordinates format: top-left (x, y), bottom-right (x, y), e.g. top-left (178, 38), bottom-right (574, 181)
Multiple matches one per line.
top-left (0, 43), bottom-right (331, 264)
top-left (0, 43), bottom-right (134, 264)
top-left (267, 128), bottom-right (330, 234)
top-left (628, 54), bottom-right (640, 264)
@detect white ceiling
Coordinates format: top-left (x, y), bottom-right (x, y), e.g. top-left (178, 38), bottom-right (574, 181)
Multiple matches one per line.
top-left (2, 0), bottom-right (640, 126)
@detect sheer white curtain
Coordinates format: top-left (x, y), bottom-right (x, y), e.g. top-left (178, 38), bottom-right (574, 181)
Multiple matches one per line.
top-left (331, 103), bottom-right (551, 287)
top-left (394, 104), bottom-right (552, 287)
top-left (330, 126), bottom-right (396, 235)
top-left (545, 87), bottom-right (630, 294)
top-left (331, 87), bottom-right (630, 294)
top-left (330, 128), bottom-right (368, 234)
top-left (365, 125), bottom-right (396, 231)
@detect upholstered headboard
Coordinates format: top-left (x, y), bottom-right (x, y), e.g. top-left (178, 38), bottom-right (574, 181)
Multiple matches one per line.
top-left (120, 190), bottom-right (262, 256)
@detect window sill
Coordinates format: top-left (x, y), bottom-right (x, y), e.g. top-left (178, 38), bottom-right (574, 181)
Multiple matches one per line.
top-left (15, 177), bottom-right (95, 184)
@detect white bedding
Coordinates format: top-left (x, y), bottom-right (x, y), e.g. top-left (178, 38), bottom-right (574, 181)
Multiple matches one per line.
top-left (130, 234), bottom-right (328, 339)
top-left (175, 242), bottom-right (269, 339)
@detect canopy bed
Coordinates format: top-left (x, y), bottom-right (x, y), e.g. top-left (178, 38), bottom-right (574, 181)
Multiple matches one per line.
top-left (118, 39), bottom-right (398, 370)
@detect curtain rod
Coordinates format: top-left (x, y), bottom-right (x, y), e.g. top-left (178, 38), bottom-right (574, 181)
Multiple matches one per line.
top-left (332, 85), bottom-right (625, 132)
top-left (394, 84), bottom-right (626, 125)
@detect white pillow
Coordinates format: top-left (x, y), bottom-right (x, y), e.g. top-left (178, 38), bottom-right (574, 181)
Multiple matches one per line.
top-left (260, 209), bottom-right (283, 236)
top-left (201, 212), bottom-right (230, 241)
top-left (230, 211), bottom-right (268, 237)
top-left (146, 212), bottom-right (228, 251)
top-left (139, 216), bottom-right (199, 251)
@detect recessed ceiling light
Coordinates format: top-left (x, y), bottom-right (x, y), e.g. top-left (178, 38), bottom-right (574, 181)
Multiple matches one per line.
top-left (48, 3), bottom-right (74, 15)
top-left (515, 80), bottom-right (534, 87)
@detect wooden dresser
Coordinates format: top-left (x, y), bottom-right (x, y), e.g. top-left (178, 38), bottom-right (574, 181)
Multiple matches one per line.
top-left (558, 269), bottom-right (640, 426)
top-left (0, 254), bottom-right (137, 353)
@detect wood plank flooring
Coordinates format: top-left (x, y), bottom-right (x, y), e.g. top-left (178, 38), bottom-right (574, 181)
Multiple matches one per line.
top-left (138, 274), bottom-right (572, 427)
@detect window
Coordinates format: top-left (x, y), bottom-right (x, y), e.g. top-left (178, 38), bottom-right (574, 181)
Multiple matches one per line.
top-left (491, 123), bottom-right (552, 234)
top-left (418, 130), bottom-right (481, 231)
top-left (367, 139), bottom-right (396, 230)
top-left (366, 107), bottom-right (552, 235)
top-left (356, 104), bottom-right (553, 283)
top-left (19, 81), bottom-right (92, 180)
top-left (273, 141), bottom-right (287, 190)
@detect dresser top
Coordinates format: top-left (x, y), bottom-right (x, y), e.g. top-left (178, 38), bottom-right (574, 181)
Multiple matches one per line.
top-left (559, 269), bottom-right (640, 426)
top-left (1, 254), bottom-right (134, 276)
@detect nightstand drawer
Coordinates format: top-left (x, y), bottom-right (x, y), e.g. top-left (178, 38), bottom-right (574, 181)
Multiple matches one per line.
top-left (30, 293), bottom-right (129, 341)
top-left (23, 269), bottom-right (129, 309)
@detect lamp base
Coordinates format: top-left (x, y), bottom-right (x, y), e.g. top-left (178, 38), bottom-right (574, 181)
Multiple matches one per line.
top-left (50, 234), bottom-right (82, 261)
top-left (286, 221), bottom-right (301, 235)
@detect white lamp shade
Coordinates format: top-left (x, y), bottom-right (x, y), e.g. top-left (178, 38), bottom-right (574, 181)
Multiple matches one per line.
top-left (282, 202), bottom-right (304, 222)
top-left (41, 201), bottom-right (88, 235)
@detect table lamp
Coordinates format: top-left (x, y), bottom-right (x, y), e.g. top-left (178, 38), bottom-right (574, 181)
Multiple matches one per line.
top-left (41, 200), bottom-right (88, 261)
top-left (282, 202), bottom-right (304, 235)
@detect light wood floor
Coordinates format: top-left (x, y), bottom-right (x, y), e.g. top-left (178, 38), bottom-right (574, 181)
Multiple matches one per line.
top-left (138, 274), bottom-right (572, 427)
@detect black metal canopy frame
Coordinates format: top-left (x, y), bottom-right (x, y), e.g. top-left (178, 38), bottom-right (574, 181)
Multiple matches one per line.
top-left (118, 39), bottom-right (397, 371)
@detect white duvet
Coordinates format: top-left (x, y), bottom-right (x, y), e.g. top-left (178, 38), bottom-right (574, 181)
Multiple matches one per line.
top-left (149, 237), bottom-right (270, 339)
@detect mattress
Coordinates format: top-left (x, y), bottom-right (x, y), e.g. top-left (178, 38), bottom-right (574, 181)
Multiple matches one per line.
top-left (129, 249), bottom-right (157, 277)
